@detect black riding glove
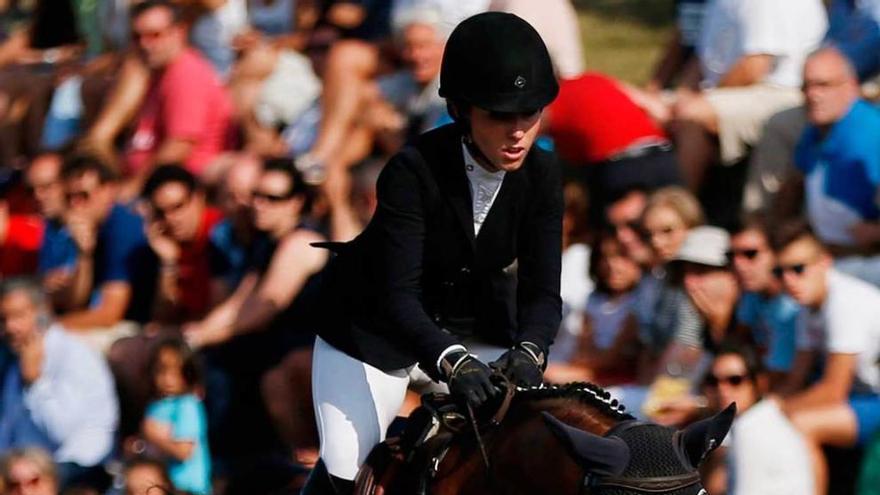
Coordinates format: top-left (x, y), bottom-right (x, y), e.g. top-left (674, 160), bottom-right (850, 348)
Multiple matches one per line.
top-left (440, 349), bottom-right (498, 407)
top-left (490, 341), bottom-right (546, 387)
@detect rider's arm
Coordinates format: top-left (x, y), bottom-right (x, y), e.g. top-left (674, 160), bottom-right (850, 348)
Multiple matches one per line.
top-left (515, 154), bottom-right (564, 354)
top-left (375, 154), bottom-right (462, 368)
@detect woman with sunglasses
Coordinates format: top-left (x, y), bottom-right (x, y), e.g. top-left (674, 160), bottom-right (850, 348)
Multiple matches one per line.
top-left (303, 12), bottom-right (562, 494)
top-left (700, 340), bottom-right (814, 495)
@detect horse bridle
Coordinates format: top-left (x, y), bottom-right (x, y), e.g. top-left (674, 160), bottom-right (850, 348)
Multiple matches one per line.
top-left (579, 420), bottom-right (705, 494)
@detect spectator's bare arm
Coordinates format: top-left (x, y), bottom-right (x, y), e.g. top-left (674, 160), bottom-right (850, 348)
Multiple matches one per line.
top-left (154, 138), bottom-right (195, 166)
top-left (782, 352), bottom-right (857, 415)
top-left (648, 28), bottom-right (685, 93)
top-left (774, 349), bottom-right (816, 396)
top-left (185, 272), bottom-right (258, 348)
top-left (59, 281), bottom-right (132, 330)
top-left (142, 418), bottom-right (195, 462)
top-left (230, 231), bottom-right (327, 334)
top-left (717, 54), bottom-right (774, 88)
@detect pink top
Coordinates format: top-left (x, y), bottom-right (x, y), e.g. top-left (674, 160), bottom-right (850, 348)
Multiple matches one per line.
top-left (126, 49), bottom-right (233, 176)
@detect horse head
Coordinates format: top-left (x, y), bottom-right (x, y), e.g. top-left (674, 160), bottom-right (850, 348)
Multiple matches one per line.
top-left (542, 403), bottom-right (736, 495)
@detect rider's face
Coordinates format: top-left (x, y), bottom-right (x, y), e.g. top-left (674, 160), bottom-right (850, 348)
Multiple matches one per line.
top-left (468, 107), bottom-right (542, 172)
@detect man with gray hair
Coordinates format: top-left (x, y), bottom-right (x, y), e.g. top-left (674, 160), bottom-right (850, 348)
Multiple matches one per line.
top-left (782, 46), bottom-right (880, 286)
top-left (0, 278), bottom-right (118, 489)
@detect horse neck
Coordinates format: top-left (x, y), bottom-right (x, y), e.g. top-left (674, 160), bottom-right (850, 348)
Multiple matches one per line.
top-left (528, 396), bottom-right (621, 435)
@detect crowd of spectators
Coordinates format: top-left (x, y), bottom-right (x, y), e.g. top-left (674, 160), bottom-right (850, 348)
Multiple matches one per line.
top-left (0, 0), bottom-right (879, 494)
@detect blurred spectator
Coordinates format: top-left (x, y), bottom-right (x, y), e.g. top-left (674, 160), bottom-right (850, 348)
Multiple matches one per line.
top-left (770, 220), bottom-right (880, 495)
top-left (674, 226), bottom-right (739, 350)
top-left (730, 214), bottom-right (801, 389)
top-left (26, 154), bottom-right (77, 284)
top-left (647, 0), bottom-right (708, 92)
top-left (746, 1), bottom-right (880, 212)
top-left (209, 153), bottom-right (261, 293)
top-left (0, 278), bottom-right (118, 490)
top-left (488, 0), bottom-right (584, 78)
top-left (0, 171), bottom-right (43, 277)
top-left (545, 73), bottom-right (682, 225)
top-left (669, 0), bottom-right (827, 190)
top-left (141, 164), bottom-right (224, 323)
top-left (124, 0), bottom-right (233, 196)
top-left (0, 448), bottom-right (58, 495)
top-left (185, 159), bottom-right (327, 349)
top-left (700, 341), bottom-right (814, 495)
top-left (786, 47), bottom-right (880, 286)
top-left (638, 187), bottom-right (705, 377)
top-left (605, 188), bottom-right (653, 269)
top-left (142, 339), bottom-right (210, 495)
top-left (184, 159), bottom-right (326, 458)
top-left (860, 429), bottom-right (880, 495)
top-left (52, 155), bottom-right (152, 348)
top-left (547, 230), bottom-right (642, 385)
top-left (121, 456), bottom-right (174, 495)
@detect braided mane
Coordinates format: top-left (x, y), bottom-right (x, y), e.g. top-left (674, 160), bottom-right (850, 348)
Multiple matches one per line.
top-left (512, 382), bottom-right (634, 421)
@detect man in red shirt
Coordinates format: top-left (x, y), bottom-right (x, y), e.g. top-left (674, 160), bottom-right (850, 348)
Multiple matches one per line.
top-left (124, 0), bottom-right (232, 197)
top-left (141, 164), bottom-right (224, 323)
top-left (545, 72), bottom-right (683, 226)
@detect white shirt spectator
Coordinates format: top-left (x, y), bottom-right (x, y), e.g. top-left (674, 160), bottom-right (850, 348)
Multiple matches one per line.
top-left (392, 0), bottom-right (491, 35)
top-left (4, 325), bottom-right (118, 466)
top-left (698, 0), bottom-right (827, 88)
top-left (729, 400), bottom-right (814, 495)
top-left (796, 269), bottom-right (880, 395)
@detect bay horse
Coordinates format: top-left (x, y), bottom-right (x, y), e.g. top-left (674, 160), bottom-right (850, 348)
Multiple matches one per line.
top-left (355, 382), bottom-right (734, 495)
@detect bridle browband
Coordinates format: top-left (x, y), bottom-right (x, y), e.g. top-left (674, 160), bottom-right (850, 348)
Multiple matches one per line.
top-left (579, 420), bottom-right (704, 494)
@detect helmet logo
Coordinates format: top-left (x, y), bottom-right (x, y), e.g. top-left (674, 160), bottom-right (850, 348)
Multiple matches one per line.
top-left (514, 76), bottom-right (527, 89)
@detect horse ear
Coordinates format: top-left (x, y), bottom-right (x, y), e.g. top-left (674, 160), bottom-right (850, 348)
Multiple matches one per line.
top-left (679, 402), bottom-right (736, 468)
top-left (541, 412), bottom-right (630, 476)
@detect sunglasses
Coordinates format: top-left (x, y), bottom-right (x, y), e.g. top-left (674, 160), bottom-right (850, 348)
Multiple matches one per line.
top-left (705, 373), bottom-right (749, 387)
top-left (252, 191), bottom-right (292, 203)
top-left (610, 220), bottom-right (643, 235)
top-left (65, 189), bottom-right (92, 203)
top-left (772, 263), bottom-right (807, 279)
top-left (726, 248), bottom-right (759, 261)
top-left (152, 198), bottom-right (189, 220)
top-left (7, 474), bottom-right (42, 489)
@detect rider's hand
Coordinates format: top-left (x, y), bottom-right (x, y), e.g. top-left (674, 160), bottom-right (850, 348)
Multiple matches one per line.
top-left (441, 350), bottom-right (498, 407)
top-left (490, 342), bottom-right (546, 387)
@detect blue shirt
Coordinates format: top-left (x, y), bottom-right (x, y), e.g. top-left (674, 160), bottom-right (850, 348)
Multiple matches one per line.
top-left (0, 326), bottom-right (118, 466)
top-left (208, 219), bottom-right (250, 289)
top-left (145, 394), bottom-right (211, 495)
top-left (56, 203), bottom-right (155, 322)
top-left (37, 220), bottom-right (77, 275)
top-left (827, 0), bottom-right (880, 80)
top-left (737, 292), bottom-right (801, 372)
top-left (796, 99), bottom-right (880, 224)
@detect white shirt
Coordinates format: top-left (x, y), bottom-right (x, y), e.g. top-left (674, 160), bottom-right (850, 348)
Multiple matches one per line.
top-left (796, 269), bottom-right (880, 394)
top-left (698, 0), bottom-right (827, 88)
top-left (553, 243), bottom-right (594, 363)
top-left (729, 400), bottom-right (814, 495)
top-left (22, 325), bottom-right (118, 465)
top-left (462, 143), bottom-right (505, 236)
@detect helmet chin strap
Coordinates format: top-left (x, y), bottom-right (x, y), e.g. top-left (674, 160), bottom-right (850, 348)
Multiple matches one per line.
top-left (462, 133), bottom-right (501, 173)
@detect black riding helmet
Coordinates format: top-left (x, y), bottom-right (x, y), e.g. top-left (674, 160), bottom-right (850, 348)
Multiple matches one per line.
top-left (439, 12), bottom-right (559, 115)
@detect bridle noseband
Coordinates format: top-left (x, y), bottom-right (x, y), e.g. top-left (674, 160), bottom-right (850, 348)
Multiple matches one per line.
top-left (583, 471), bottom-right (702, 494)
top-left (580, 420), bottom-right (705, 494)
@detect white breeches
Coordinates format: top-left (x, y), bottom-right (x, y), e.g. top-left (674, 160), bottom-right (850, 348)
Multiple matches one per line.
top-left (311, 336), bottom-right (507, 480)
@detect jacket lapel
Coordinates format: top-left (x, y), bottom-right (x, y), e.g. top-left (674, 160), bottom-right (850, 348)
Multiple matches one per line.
top-left (435, 137), bottom-right (476, 247)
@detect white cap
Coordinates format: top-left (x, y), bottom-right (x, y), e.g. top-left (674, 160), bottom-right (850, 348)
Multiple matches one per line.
top-left (673, 226), bottom-right (731, 267)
